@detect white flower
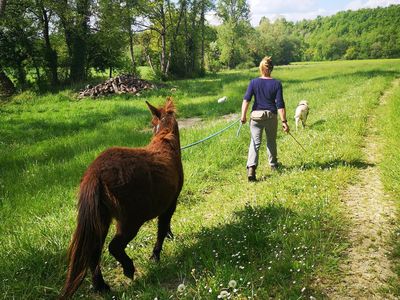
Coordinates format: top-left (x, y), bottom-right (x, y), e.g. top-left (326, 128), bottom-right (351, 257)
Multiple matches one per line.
top-left (228, 280), bottom-right (237, 288)
top-left (177, 283), bottom-right (186, 293)
top-left (218, 290), bottom-right (230, 299)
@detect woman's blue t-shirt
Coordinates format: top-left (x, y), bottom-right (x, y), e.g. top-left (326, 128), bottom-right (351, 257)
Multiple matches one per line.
top-left (243, 78), bottom-right (285, 113)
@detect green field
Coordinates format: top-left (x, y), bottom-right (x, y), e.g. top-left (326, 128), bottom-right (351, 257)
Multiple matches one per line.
top-left (1, 59), bottom-right (400, 299)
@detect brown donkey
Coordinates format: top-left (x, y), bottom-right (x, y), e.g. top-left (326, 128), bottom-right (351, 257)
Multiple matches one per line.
top-left (60, 98), bottom-right (183, 299)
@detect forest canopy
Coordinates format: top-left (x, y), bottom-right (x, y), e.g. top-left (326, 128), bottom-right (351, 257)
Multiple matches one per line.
top-left (0, 1), bottom-right (399, 94)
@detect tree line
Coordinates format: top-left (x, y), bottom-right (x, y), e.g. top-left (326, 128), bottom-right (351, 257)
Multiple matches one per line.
top-left (0, 1), bottom-right (399, 96)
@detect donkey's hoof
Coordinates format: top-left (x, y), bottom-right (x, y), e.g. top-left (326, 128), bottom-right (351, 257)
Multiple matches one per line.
top-left (92, 282), bottom-right (110, 293)
top-left (150, 253), bottom-right (160, 262)
top-left (166, 229), bottom-right (174, 239)
top-left (123, 266), bottom-right (135, 279)
top-left (124, 269), bottom-right (135, 280)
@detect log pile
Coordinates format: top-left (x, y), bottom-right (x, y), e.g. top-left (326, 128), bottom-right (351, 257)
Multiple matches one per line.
top-left (78, 74), bottom-right (155, 98)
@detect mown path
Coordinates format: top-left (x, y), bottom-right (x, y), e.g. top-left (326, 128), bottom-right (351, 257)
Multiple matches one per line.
top-left (325, 79), bottom-right (399, 299)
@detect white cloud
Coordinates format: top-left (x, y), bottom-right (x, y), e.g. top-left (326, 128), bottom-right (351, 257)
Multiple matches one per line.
top-left (248, 0), bottom-right (328, 25)
top-left (249, 0), bottom-right (317, 14)
top-left (346, 0), bottom-right (400, 10)
top-left (206, 0), bottom-right (400, 26)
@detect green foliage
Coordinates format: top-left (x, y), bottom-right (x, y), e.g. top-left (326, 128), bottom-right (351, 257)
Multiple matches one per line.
top-left (88, 0), bottom-right (127, 76)
top-left (1, 1), bottom-right (400, 91)
top-left (253, 17), bottom-right (301, 65)
top-left (296, 5), bottom-right (400, 61)
top-left (0, 59), bottom-right (399, 299)
top-left (215, 0), bottom-right (252, 69)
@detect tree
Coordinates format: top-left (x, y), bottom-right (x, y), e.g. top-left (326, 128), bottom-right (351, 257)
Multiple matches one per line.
top-left (0, 0), bottom-right (39, 88)
top-left (216, 0), bottom-right (251, 68)
top-left (0, 0), bottom-right (6, 15)
top-left (53, 0), bottom-right (91, 82)
top-left (136, 0), bottom-right (186, 78)
top-left (90, 0), bottom-right (128, 78)
top-left (32, 0), bottom-right (59, 85)
top-left (254, 17), bottom-right (301, 65)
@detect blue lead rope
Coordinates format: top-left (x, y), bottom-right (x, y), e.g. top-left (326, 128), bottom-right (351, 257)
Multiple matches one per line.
top-left (181, 118), bottom-right (242, 150)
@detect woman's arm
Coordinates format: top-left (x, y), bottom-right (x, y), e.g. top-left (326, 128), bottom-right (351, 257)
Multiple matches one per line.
top-left (241, 100), bottom-right (250, 124)
top-left (278, 108), bottom-right (290, 133)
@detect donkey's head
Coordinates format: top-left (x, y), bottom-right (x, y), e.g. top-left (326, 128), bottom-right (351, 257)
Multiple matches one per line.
top-left (146, 97), bottom-right (178, 136)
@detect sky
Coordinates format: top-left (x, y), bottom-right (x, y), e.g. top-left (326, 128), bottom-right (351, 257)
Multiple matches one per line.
top-left (207, 0), bottom-right (400, 26)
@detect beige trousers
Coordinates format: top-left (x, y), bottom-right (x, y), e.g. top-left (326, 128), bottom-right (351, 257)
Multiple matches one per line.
top-left (246, 111), bottom-right (278, 168)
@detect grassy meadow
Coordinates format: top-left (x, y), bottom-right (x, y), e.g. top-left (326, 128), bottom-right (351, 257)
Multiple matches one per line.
top-left (1, 59), bottom-right (400, 299)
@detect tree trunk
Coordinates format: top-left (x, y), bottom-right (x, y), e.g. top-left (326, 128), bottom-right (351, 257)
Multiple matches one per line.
top-left (160, 3), bottom-right (167, 77)
top-left (41, 5), bottom-right (59, 85)
top-left (128, 24), bottom-right (136, 74)
top-left (0, 70), bottom-right (15, 97)
top-left (16, 60), bottom-right (27, 88)
top-left (0, 0), bottom-right (6, 16)
top-left (165, 0), bottom-right (186, 76)
top-left (190, 0), bottom-right (198, 74)
top-left (200, 0), bottom-right (206, 75)
top-left (70, 0), bottom-right (90, 82)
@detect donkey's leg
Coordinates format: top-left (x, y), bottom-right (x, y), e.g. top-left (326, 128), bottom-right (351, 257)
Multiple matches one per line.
top-left (90, 219), bottom-right (111, 292)
top-left (151, 201), bottom-right (177, 261)
top-left (108, 222), bottom-right (140, 279)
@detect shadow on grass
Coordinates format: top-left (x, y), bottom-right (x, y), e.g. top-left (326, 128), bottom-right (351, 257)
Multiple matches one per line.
top-left (0, 105), bottom-right (147, 146)
top-left (292, 158), bottom-right (374, 171)
top-left (308, 119), bottom-right (327, 130)
top-left (107, 203), bottom-right (335, 299)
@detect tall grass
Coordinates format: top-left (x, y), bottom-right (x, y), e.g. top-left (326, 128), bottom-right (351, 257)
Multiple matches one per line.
top-left (0, 59), bottom-right (399, 299)
top-left (379, 79), bottom-right (400, 295)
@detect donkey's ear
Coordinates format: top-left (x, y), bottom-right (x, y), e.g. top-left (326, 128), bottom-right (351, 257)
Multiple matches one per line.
top-left (165, 96), bottom-right (176, 114)
top-left (146, 101), bottom-right (161, 119)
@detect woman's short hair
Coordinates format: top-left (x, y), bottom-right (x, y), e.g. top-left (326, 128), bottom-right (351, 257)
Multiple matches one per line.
top-left (259, 56), bottom-right (274, 76)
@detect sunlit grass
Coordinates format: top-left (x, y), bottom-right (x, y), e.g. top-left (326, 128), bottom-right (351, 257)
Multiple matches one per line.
top-left (0, 59), bottom-right (399, 299)
top-left (379, 79), bottom-right (400, 296)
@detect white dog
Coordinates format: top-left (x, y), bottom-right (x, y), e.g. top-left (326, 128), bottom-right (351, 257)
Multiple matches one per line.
top-left (217, 96), bottom-right (227, 103)
top-left (294, 100), bottom-right (309, 130)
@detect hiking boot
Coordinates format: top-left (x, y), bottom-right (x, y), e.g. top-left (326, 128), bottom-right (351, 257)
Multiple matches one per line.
top-left (270, 163), bottom-right (281, 172)
top-left (247, 166), bottom-right (256, 182)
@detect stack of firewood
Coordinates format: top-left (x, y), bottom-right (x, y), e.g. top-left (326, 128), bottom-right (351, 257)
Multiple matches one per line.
top-left (78, 74), bottom-right (155, 98)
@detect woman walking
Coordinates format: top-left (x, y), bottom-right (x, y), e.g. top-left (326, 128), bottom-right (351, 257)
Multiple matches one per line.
top-left (240, 56), bottom-right (290, 181)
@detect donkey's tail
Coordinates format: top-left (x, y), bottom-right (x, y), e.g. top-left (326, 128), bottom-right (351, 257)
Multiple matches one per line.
top-left (60, 175), bottom-right (108, 299)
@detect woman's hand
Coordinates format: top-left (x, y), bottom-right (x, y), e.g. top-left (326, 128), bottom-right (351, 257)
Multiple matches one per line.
top-left (241, 100), bottom-right (250, 124)
top-left (282, 121), bottom-right (290, 133)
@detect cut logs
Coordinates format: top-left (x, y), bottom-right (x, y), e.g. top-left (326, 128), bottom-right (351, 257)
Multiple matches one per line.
top-left (78, 74), bottom-right (156, 98)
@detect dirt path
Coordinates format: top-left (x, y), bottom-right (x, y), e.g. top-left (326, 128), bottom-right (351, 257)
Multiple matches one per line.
top-left (325, 80), bottom-right (399, 299)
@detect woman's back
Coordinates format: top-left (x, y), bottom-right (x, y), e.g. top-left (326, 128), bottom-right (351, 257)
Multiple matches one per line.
top-left (244, 77), bottom-right (284, 112)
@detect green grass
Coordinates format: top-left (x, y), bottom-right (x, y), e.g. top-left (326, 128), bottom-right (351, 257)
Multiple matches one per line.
top-left (379, 79), bottom-right (400, 295)
top-left (0, 59), bottom-right (399, 299)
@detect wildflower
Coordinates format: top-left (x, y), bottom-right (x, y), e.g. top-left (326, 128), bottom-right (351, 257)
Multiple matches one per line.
top-left (217, 290), bottom-right (230, 299)
top-left (228, 280), bottom-right (237, 288)
top-left (177, 283), bottom-right (186, 293)
top-left (301, 287), bottom-right (306, 293)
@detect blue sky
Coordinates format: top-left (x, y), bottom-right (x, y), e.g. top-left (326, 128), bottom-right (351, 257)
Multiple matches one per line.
top-left (207, 0), bottom-right (400, 25)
